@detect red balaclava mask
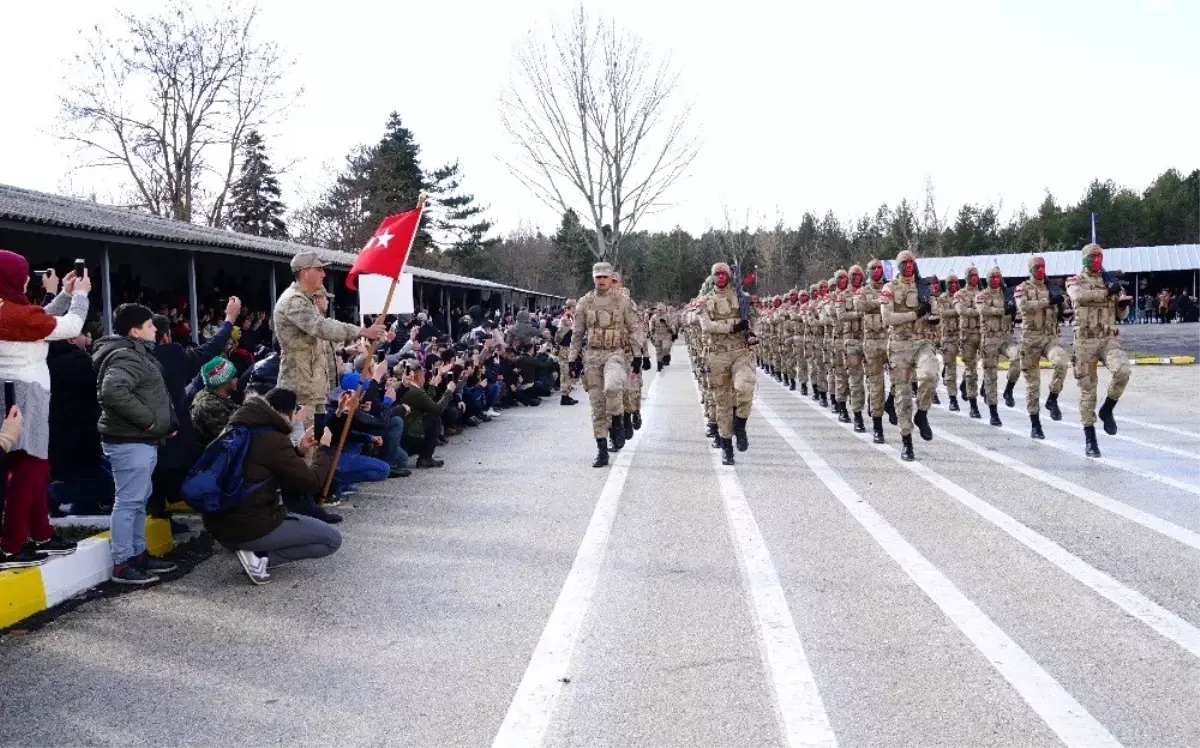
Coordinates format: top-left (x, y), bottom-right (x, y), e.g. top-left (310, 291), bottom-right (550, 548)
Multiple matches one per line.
top-left (773, 297), bottom-right (782, 308)
top-left (902, 260), bottom-right (916, 279)
top-left (990, 273), bottom-right (1002, 290)
top-left (968, 271), bottom-right (979, 288)
top-left (838, 275), bottom-right (848, 291)
top-left (1033, 263), bottom-right (1046, 281)
top-left (949, 278), bottom-right (959, 293)
top-left (1089, 253), bottom-right (1103, 274)
top-left (715, 271), bottom-right (730, 289)
top-left (871, 265), bottom-right (884, 283)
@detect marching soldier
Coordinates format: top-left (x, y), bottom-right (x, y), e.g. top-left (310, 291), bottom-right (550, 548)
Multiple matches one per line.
top-left (828, 270), bottom-right (852, 422)
top-left (650, 303), bottom-right (675, 370)
top-left (936, 275), bottom-right (961, 411)
top-left (955, 264), bottom-right (984, 419)
top-left (1067, 243), bottom-right (1132, 458)
top-left (612, 272), bottom-right (650, 440)
top-left (976, 266), bottom-right (1021, 427)
top-left (819, 278), bottom-right (838, 411)
top-left (554, 299), bottom-right (578, 406)
top-left (568, 262), bottom-right (644, 468)
top-left (699, 262), bottom-right (758, 466)
top-left (841, 264), bottom-right (867, 432)
top-left (1015, 256), bottom-right (1071, 439)
top-left (856, 259), bottom-right (890, 443)
top-left (790, 288), bottom-right (809, 393)
top-left (881, 249), bottom-right (937, 461)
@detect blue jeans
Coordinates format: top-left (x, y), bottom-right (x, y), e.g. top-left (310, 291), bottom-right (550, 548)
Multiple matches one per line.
top-left (336, 442), bottom-right (390, 485)
top-left (485, 382), bottom-right (501, 408)
top-left (381, 416), bottom-right (409, 469)
top-left (103, 442), bottom-right (159, 565)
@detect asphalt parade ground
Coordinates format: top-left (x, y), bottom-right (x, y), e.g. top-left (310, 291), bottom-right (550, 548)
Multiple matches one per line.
top-left (1, 343), bottom-right (1198, 747)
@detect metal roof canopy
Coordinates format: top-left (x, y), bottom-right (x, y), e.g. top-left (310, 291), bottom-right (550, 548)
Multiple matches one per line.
top-left (914, 245), bottom-right (1200, 279)
top-left (0, 182), bottom-right (561, 298)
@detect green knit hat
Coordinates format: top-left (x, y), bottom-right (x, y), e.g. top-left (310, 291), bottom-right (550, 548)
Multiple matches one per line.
top-left (201, 356), bottom-right (236, 389)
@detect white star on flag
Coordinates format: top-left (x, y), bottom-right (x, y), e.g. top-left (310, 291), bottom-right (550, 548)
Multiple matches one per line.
top-left (375, 229), bottom-right (394, 248)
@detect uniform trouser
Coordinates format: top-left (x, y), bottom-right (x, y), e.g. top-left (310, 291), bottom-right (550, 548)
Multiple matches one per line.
top-left (807, 337), bottom-right (825, 390)
top-left (960, 331), bottom-right (981, 398)
top-left (654, 336), bottom-right (671, 362)
top-left (888, 337), bottom-right (938, 436)
top-left (558, 358), bottom-right (575, 395)
top-left (703, 367), bottom-right (718, 423)
top-left (624, 368), bottom-right (643, 412)
top-left (864, 337), bottom-right (888, 418)
top-left (708, 346), bottom-right (757, 438)
top-left (584, 349), bottom-right (627, 438)
top-left (1021, 334), bottom-right (1070, 415)
top-left (1073, 336), bottom-right (1131, 426)
top-left (793, 336), bottom-right (807, 383)
top-left (981, 336), bottom-right (1021, 406)
top-left (844, 337), bottom-right (865, 412)
top-left (824, 337), bottom-right (836, 396)
top-left (941, 340), bottom-right (960, 392)
top-left (831, 339), bottom-right (848, 402)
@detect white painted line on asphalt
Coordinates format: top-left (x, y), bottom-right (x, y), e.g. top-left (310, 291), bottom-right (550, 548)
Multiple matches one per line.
top-left (694, 378), bottom-right (838, 748)
top-left (772, 381), bottom-right (1200, 661)
top-left (758, 400), bottom-right (1122, 748)
top-left (1005, 382), bottom-right (1200, 440)
top-left (491, 372), bottom-right (664, 748)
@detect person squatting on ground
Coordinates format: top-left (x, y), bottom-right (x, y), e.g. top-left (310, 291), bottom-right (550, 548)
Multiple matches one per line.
top-left (698, 262), bottom-right (757, 466)
top-left (1014, 256), bottom-right (1071, 440)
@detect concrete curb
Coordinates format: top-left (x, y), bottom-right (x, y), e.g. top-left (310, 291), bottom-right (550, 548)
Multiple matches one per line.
top-left (0, 518), bottom-right (174, 630)
top-left (955, 356), bottom-right (1196, 370)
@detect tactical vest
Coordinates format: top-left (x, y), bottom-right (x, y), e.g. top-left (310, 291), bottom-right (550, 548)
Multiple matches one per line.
top-left (955, 288), bottom-right (981, 332)
top-left (1017, 281), bottom-right (1056, 334)
top-left (1071, 272), bottom-right (1116, 339)
top-left (703, 289), bottom-right (747, 352)
top-left (977, 288), bottom-right (1009, 337)
top-left (937, 294), bottom-right (960, 336)
top-left (883, 279), bottom-right (920, 339)
top-left (584, 292), bottom-right (627, 350)
top-left (856, 286), bottom-right (886, 339)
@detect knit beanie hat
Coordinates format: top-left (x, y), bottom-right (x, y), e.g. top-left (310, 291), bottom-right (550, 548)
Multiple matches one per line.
top-left (201, 356), bottom-right (237, 389)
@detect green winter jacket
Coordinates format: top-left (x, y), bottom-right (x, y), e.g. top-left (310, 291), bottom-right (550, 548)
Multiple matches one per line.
top-left (93, 335), bottom-right (176, 444)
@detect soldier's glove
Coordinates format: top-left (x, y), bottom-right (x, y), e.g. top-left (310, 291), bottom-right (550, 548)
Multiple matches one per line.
top-left (630, 357), bottom-right (643, 375)
top-left (1005, 301), bottom-right (1017, 317)
top-left (1107, 281), bottom-right (1123, 297)
top-left (568, 358), bottom-right (583, 379)
top-left (642, 356), bottom-right (652, 371)
top-left (731, 319), bottom-right (750, 333)
top-left (916, 301), bottom-right (932, 318)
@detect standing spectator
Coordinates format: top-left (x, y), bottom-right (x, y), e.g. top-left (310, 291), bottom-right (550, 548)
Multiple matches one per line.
top-left (94, 304), bottom-right (179, 585)
top-left (274, 252), bottom-right (385, 434)
top-left (47, 331), bottom-right (112, 516)
top-left (0, 254), bottom-right (91, 569)
top-left (1157, 288), bottom-right (1172, 324)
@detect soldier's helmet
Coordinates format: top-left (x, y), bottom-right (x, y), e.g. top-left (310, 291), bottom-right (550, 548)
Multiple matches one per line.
top-left (834, 268), bottom-right (849, 286)
top-left (945, 273), bottom-right (959, 290)
top-left (711, 262), bottom-right (732, 277)
top-left (788, 288), bottom-right (799, 301)
top-left (848, 264), bottom-right (865, 285)
top-left (964, 263), bottom-right (979, 279)
top-left (1082, 242), bottom-right (1103, 257)
top-left (896, 248), bottom-right (916, 265)
top-left (565, 299), bottom-right (576, 309)
top-left (808, 283), bottom-right (819, 295)
top-left (799, 288), bottom-right (810, 301)
top-left (592, 262), bottom-right (614, 278)
top-left (611, 271), bottom-right (622, 284)
top-left (1028, 256), bottom-right (1046, 273)
top-left (866, 258), bottom-right (883, 279)
top-left (988, 266), bottom-right (1003, 280)
top-left (817, 279), bottom-right (829, 289)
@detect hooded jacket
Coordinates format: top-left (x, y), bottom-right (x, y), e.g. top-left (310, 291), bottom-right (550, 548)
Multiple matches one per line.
top-left (93, 335), bottom-right (176, 444)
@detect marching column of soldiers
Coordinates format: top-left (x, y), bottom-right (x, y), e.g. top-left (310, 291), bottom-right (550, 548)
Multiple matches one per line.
top-left (679, 242), bottom-right (1133, 462)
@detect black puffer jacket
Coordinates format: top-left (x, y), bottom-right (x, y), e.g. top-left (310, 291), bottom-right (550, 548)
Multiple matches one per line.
top-left (47, 340), bottom-right (104, 480)
top-left (93, 335), bottom-right (176, 444)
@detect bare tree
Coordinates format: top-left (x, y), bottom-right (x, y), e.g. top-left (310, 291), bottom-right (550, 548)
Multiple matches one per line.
top-left (59, 1), bottom-right (298, 226)
top-left (500, 5), bottom-right (699, 271)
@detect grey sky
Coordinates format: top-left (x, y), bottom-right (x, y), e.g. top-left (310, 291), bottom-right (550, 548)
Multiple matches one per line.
top-left (1, 0), bottom-right (1195, 239)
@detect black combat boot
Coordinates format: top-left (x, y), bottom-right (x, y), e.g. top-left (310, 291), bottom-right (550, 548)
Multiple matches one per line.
top-left (1084, 426), bottom-right (1101, 458)
top-left (989, 403), bottom-right (1002, 427)
top-left (812, 386), bottom-right (820, 402)
top-left (733, 416), bottom-right (749, 452)
top-left (592, 438), bottom-right (609, 468)
top-left (968, 398), bottom-right (981, 419)
top-left (711, 431), bottom-right (722, 448)
top-left (914, 408), bottom-right (933, 441)
top-left (872, 416), bottom-right (885, 444)
top-left (900, 434), bottom-right (915, 462)
top-left (623, 413), bottom-right (635, 441)
top-left (775, 368), bottom-right (783, 382)
top-left (884, 392), bottom-right (898, 426)
top-left (705, 422), bottom-right (718, 438)
top-left (1098, 397), bottom-right (1119, 435)
top-left (932, 390), bottom-right (941, 406)
top-left (1045, 392), bottom-right (1062, 421)
top-left (1003, 380), bottom-right (1016, 408)
top-left (959, 378), bottom-right (967, 401)
top-left (610, 415), bottom-right (626, 451)
top-left (853, 411), bottom-right (866, 433)
top-left (789, 375), bottom-right (796, 391)
top-left (838, 402), bottom-right (851, 424)
top-left (911, 382), bottom-right (918, 396)
top-left (800, 382), bottom-right (809, 396)
top-left (664, 354), bottom-right (671, 366)
top-left (560, 394), bottom-right (578, 406)
top-left (632, 411), bottom-right (642, 430)
top-left (657, 359), bottom-right (664, 372)
top-left (1030, 414), bottom-right (1045, 440)
top-left (721, 437), bottom-right (735, 466)
top-left (948, 395), bottom-right (960, 412)
top-left (819, 390), bottom-right (828, 408)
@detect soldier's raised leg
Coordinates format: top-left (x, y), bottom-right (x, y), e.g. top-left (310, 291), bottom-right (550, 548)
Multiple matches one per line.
top-left (1097, 338), bottom-right (1131, 437)
top-left (864, 338), bottom-right (888, 443)
top-left (846, 339), bottom-right (866, 432)
top-left (602, 353), bottom-right (627, 451)
top-left (731, 349), bottom-right (757, 453)
top-left (914, 343), bottom-right (937, 442)
top-left (981, 339), bottom-right (1002, 426)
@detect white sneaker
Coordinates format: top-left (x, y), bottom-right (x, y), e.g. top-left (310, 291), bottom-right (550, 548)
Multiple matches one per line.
top-left (235, 550), bottom-right (271, 585)
top-left (486, 408), bottom-right (501, 418)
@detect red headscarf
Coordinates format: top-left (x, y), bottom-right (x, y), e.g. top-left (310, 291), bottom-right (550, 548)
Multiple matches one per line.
top-left (0, 249), bottom-right (58, 341)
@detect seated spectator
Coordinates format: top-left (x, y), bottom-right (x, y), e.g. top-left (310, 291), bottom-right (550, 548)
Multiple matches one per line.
top-left (191, 356), bottom-right (240, 447)
top-left (398, 360), bottom-right (453, 468)
top-left (201, 387), bottom-right (340, 585)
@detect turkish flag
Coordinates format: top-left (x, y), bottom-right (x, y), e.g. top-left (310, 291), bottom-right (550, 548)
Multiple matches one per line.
top-left (346, 208), bottom-right (422, 290)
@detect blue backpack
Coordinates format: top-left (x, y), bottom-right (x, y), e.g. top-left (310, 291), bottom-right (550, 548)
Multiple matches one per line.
top-left (180, 425), bottom-right (273, 514)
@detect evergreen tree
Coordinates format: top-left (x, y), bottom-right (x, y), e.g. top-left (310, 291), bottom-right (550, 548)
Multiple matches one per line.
top-left (427, 160), bottom-right (499, 275)
top-left (365, 112), bottom-right (430, 253)
top-left (226, 130), bottom-right (288, 238)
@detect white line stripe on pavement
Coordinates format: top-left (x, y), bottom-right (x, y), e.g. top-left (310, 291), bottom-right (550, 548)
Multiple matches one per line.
top-left (1010, 386), bottom-right (1200, 441)
top-left (770, 381), bottom-right (1200, 661)
top-left (491, 373), bottom-right (664, 748)
top-left (757, 400), bottom-right (1123, 748)
top-left (695, 379), bottom-right (838, 748)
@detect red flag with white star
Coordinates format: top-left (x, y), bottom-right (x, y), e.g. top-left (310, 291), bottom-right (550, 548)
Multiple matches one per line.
top-left (346, 208), bottom-right (422, 290)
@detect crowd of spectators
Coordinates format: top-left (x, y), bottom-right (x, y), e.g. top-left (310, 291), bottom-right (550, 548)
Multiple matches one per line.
top-left (0, 248), bottom-right (573, 587)
top-left (1134, 286), bottom-right (1198, 324)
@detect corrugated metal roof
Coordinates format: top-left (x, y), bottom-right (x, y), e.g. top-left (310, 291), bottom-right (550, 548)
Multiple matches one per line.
top-left (0, 182), bottom-right (561, 297)
top-left (915, 245), bottom-right (1200, 279)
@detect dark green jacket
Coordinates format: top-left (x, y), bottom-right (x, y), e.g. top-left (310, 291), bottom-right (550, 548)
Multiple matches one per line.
top-left (93, 335), bottom-right (176, 444)
top-left (401, 385), bottom-right (452, 440)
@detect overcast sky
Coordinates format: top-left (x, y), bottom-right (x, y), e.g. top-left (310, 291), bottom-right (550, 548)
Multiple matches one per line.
top-left (1, 0), bottom-right (1196, 239)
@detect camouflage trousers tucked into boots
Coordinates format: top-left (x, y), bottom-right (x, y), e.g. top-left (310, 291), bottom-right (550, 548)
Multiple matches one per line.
top-left (584, 349), bottom-right (627, 438)
top-left (888, 337), bottom-right (938, 436)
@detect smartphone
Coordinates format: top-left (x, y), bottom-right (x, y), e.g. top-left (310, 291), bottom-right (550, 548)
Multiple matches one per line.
top-left (4, 381), bottom-right (15, 410)
top-left (74, 258), bottom-right (86, 276)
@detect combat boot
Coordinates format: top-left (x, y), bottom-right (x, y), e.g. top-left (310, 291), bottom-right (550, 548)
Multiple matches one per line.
top-left (789, 376), bottom-right (796, 391)
top-left (800, 382), bottom-right (809, 396)
top-left (812, 386), bottom-right (820, 402)
top-left (959, 378), bottom-right (967, 401)
top-left (853, 411), bottom-right (866, 433)
top-left (1030, 414), bottom-right (1045, 440)
top-left (711, 431), bottom-right (722, 449)
top-left (1098, 397), bottom-right (1119, 435)
top-left (911, 382), bottom-right (918, 396)
top-left (967, 398), bottom-right (981, 419)
top-left (900, 434), bottom-right (915, 462)
top-left (664, 354), bottom-right (671, 366)
top-left (818, 390), bottom-right (828, 408)
top-left (632, 411), bottom-right (642, 430)
top-left (733, 416), bottom-right (750, 452)
top-left (775, 368), bottom-right (783, 382)
top-left (560, 394), bottom-right (578, 406)
top-left (1045, 392), bottom-right (1062, 421)
top-left (1003, 381), bottom-right (1016, 408)
top-left (838, 402), bottom-right (851, 424)
top-left (721, 437), bottom-right (735, 466)
top-left (988, 404), bottom-right (1002, 427)
top-left (884, 392), bottom-right (898, 425)
top-left (609, 415), bottom-right (625, 451)
top-left (705, 422), bottom-right (718, 438)
top-left (592, 438), bottom-right (609, 468)
top-left (622, 413), bottom-right (635, 441)
top-left (1084, 426), bottom-right (1102, 458)
top-left (948, 395), bottom-right (960, 412)
top-left (932, 390), bottom-right (941, 405)
top-left (872, 416), bottom-right (885, 444)
top-left (657, 359), bottom-right (664, 372)
top-left (914, 408), bottom-right (933, 441)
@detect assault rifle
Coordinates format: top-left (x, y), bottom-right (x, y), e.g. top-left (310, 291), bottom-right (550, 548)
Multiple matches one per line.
top-left (732, 263), bottom-right (757, 344)
top-left (915, 272), bottom-right (939, 325)
top-left (1046, 278), bottom-right (1069, 319)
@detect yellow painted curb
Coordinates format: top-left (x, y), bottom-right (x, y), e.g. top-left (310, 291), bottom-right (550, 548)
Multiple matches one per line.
top-left (0, 568), bottom-right (48, 629)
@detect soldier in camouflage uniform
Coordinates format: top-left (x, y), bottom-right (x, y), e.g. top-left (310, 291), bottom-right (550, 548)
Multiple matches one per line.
top-left (792, 288), bottom-right (811, 395)
top-left (826, 270), bottom-right (852, 421)
top-left (840, 265), bottom-right (867, 432)
top-left (1067, 243), bottom-right (1132, 458)
top-left (554, 299), bottom-right (579, 406)
top-left (881, 249), bottom-right (937, 461)
top-left (190, 355), bottom-right (240, 447)
top-left (1015, 255), bottom-right (1071, 440)
top-left (855, 259), bottom-right (889, 443)
top-left (613, 273), bottom-right (651, 440)
top-left (954, 264), bottom-right (984, 419)
top-left (936, 274), bottom-right (962, 412)
top-left (782, 289), bottom-right (800, 391)
top-left (699, 262), bottom-right (758, 466)
top-left (649, 303), bottom-right (676, 370)
top-left (806, 282), bottom-right (828, 406)
top-left (976, 266), bottom-right (1021, 427)
top-left (568, 262), bottom-right (644, 468)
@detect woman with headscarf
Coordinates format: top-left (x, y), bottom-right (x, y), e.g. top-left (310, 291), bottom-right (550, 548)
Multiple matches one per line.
top-left (0, 251), bottom-right (91, 568)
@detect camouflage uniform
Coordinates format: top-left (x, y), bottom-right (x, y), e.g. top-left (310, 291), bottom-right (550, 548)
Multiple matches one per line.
top-left (791, 290), bottom-right (810, 394)
top-left (954, 266), bottom-right (984, 418)
top-left (1015, 256), bottom-right (1071, 438)
top-left (650, 305), bottom-right (675, 369)
top-left (976, 266), bottom-right (1021, 425)
top-left (700, 262), bottom-right (757, 464)
top-left (190, 388), bottom-right (238, 447)
top-left (806, 283), bottom-right (828, 405)
top-left (881, 249), bottom-right (937, 460)
top-left (856, 260), bottom-right (889, 443)
top-left (936, 275), bottom-right (962, 411)
top-left (555, 300), bottom-right (578, 402)
top-left (840, 265), bottom-right (867, 430)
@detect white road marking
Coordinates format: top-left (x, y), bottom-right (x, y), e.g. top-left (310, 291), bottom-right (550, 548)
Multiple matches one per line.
top-left (772, 380), bottom-right (1200, 661)
top-left (1010, 384), bottom-right (1200, 441)
top-left (693, 377), bottom-right (838, 748)
top-left (757, 400), bottom-right (1123, 748)
top-left (491, 373), bottom-right (664, 748)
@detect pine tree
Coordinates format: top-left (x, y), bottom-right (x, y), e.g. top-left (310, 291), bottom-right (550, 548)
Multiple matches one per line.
top-left (427, 160), bottom-right (498, 274)
top-left (226, 131), bottom-right (289, 239)
top-left (364, 112), bottom-right (431, 254)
